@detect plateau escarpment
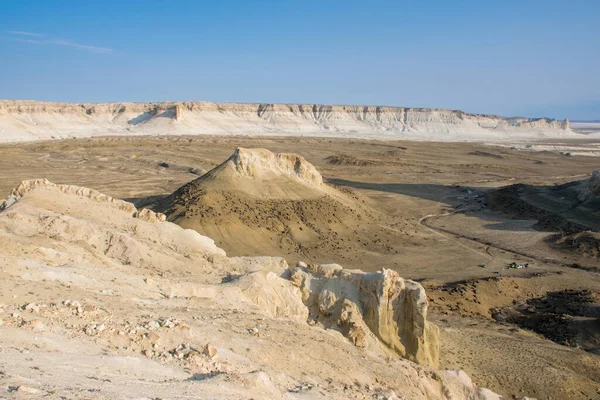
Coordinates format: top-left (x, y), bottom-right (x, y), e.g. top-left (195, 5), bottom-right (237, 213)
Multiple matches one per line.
top-left (0, 100), bottom-right (578, 142)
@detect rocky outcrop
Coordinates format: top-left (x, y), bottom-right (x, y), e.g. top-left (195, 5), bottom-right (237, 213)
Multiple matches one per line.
top-left (238, 269), bottom-right (310, 320)
top-left (0, 179), bottom-right (136, 214)
top-left (174, 104), bottom-right (183, 121)
top-left (289, 262), bottom-right (440, 368)
top-left (0, 179), bottom-right (166, 223)
top-left (225, 147), bottom-right (323, 186)
top-left (0, 100), bottom-right (581, 142)
top-left (576, 170), bottom-right (600, 202)
top-left (0, 179), bottom-right (503, 398)
top-left (589, 170), bottom-right (600, 197)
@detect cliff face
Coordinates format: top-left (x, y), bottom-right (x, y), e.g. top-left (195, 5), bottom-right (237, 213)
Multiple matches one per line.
top-left (222, 147), bottom-right (324, 187)
top-left (0, 100), bottom-right (577, 142)
top-left (289, 263), bottom-right (440, 368)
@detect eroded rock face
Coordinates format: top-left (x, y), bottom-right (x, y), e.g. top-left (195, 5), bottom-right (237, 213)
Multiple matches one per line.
top-left (289, 262), bottom-right (440, 368)
top-left (1, 179), bottom-right (139, 216)
top-left (227, 147), bottom-right (324, 186)
top-left (589, 170), bottom-right (600, 197)
top-left (0, 179), bottom-right (169, 223)
top-left (577, 170), bottom-right (600, 201)
top-left (0, 99), bottom-right (579, 143)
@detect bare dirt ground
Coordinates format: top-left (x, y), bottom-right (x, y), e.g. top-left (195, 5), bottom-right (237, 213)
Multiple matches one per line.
top-left (1, 135), bottom-right (599, 399)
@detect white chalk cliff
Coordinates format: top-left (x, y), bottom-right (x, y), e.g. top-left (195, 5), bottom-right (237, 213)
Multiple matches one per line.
top-left (0, 100), bottom-right (578, 142)
top-left (289, 262), bottom-right (440, 368)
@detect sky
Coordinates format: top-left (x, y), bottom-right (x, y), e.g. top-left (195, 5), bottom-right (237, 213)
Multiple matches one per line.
top-left (1, 0), bottom-right (599, 120)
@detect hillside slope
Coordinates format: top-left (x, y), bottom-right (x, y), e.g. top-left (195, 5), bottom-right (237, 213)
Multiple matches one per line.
top-left (0, 100), bottom-right (578, 142)
top-left (0, 179), bottom-right (500, 399)
top-left (152, 148), bottom-right (408, 267)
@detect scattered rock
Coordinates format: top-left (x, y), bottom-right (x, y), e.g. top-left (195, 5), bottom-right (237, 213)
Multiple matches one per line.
top-left (144, 320), bottom-right (160, 330)
top-left (288, 382), bottom-right (314, 393)
top-left (30, 319), bottom-right (46, 332)
top-left (145, 331), bottom-right (160, 343)
top-left (84, 323), bottom-right (105, 336)
top-left (23, 302), bottom-right (40, 313)
top-left (16, 385), bottom-right (42, 394)
top-left (161, 319), bottom-right (176, 328)
top-left (248, 327), bottom-right (260, 336)
top-left (202, 343), bottom-right (218, 359)
top-left (169, 343), bottom-right (198, 359)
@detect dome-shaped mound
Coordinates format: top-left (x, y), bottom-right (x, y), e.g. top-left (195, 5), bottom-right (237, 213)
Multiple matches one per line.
top-left (151, 148), bottom-right (403, 267)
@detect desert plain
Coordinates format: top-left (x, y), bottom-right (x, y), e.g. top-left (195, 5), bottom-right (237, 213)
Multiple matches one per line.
top-left (0, 131), bottom-right (599, 399)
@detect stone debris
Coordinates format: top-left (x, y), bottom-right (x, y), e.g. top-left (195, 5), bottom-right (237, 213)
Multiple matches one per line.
top-left (168, 343), bottom-right (201, 360)
top-left (23, 302), bottom-right (42, 313)
top-left (84, 323), bottom-right (106, 336)
top-left (29, 319), bottom-right (46, 332)
top-left (288, 382), bottom-right (314, 393)
top-left (160, 318), bottom-right (178, 328)
top-left (144, 331), bottom-right (160, 343)
top-left (202, 343), bottom-right (218, 359)
top-left (373, 390), bottom-right (402, 400)
top-left (15, 385), bottom-right (42, 394)
top-left (63, 300), bottom-right (83, 315)
top-left (140, 318), bottom-right (187, 330)
top-left (143, 320), bottom-right (160, 330)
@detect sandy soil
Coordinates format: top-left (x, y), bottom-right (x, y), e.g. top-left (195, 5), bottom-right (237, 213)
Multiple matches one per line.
top-left (1, 135), bottom-right (599, 399)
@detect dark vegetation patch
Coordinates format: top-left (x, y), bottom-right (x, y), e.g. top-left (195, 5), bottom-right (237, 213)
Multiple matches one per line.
top-left (546, 232), bottom-right (600, 259)
top-left (488, 184), bottom-right (589, 233)
top-left (468, 151), bottom-right (504, 159)
top-left (492, 290), bottom-right (600, 351)
top-left (325, 154), bottom-right (391, 166)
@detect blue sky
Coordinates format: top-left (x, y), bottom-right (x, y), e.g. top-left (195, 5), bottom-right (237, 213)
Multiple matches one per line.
top-left (1, 1), bottom-right (598, 120)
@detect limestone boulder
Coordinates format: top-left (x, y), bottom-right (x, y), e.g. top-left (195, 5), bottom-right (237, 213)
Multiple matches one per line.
top-left (290, 263), bottom-right (439, 367)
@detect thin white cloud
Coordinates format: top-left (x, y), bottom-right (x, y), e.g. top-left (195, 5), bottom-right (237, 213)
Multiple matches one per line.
top-left (6, 31), bottom-right (113, 54)
top-left (48, 39), bottom-right (113, 54)
top-left (10, 37), bottom-right (44, 44)
top-left (8, 30), bottom-right (45, 37)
